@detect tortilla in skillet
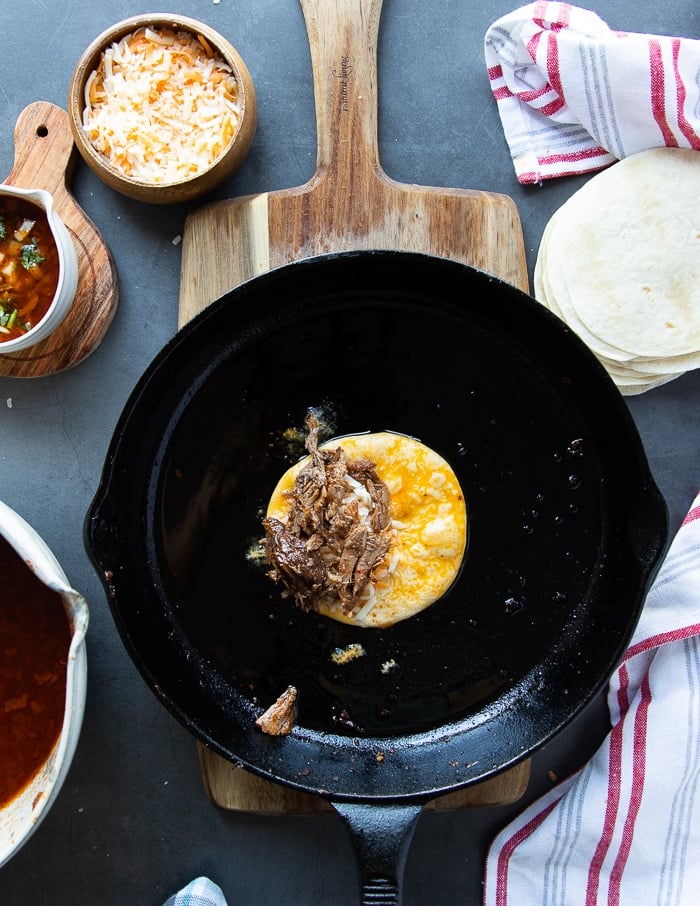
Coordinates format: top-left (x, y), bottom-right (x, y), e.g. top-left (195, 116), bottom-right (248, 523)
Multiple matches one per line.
top-left (263, 420), bottom-right (467, 629)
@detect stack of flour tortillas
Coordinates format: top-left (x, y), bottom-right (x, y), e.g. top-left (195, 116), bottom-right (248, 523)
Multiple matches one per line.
top-left (534, 148), bottom-right (699, 394)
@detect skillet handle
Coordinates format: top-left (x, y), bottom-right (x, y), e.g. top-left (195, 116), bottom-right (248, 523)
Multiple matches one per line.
top-left (332, 801), bottom-right (422, 905)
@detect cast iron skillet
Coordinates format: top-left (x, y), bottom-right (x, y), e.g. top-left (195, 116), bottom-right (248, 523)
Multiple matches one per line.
top-left (85, 251), bottom-right (668, 904)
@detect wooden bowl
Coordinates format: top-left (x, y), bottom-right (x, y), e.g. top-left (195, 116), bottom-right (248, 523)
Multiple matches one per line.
top-left (68, 14), bottom-right (257, 204)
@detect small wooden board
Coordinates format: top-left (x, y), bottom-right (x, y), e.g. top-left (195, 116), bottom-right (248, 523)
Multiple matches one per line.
top-left (181, 0), bottom-right (531, 813)
top-left (199, 748), bottom-right (530, 814)
top-left (0, 102), bottom-right (118, 377)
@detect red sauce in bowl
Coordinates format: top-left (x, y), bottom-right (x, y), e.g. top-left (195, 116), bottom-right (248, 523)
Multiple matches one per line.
top-left (0, 534), bottom-right (70, 806)
top-left (0, 196), bottom-right (60, 343)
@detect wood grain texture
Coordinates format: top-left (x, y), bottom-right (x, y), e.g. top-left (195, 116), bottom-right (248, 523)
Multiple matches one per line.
top-left (198, 747), bottom-right (531, 814)
top-left (0, 102), bottom-right (118, 378)
top-left (179, 0), bottom-right (527, 322)
top-left (180, 0), bottom-right (530, 813)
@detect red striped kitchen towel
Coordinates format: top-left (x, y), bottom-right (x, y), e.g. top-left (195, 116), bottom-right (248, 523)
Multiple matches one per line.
top-left (483, 491), bottom-right (700, 906)
top-left (484, 2), bottom-right (700, 184)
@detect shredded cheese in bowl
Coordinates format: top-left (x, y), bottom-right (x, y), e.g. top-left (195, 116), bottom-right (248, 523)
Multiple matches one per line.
top-left (82, 26), bottom-right (242, 185)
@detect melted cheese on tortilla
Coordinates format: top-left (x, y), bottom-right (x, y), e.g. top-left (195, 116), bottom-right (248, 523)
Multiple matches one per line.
top-left (266, 432), bottom-right (467, 628)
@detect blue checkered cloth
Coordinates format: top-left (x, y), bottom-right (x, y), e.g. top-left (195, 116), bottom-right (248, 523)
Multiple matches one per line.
top-left (163, 877), bottom-right (228, 906)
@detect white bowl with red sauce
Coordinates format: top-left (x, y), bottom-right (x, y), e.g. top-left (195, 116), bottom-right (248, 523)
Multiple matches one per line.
top-left (0, 500), bottom-right (88, 868)
top-left (0, 185), bottom-right (79, 353)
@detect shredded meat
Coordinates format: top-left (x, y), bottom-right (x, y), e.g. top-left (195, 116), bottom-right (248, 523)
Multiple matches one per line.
top-left (255, 685), bottom-right (298, 736)
top-left (262, 411), bottom-right (393, 615)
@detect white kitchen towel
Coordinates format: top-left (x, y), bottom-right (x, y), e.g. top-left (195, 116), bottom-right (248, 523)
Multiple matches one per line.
top-left (484, 491), bottom-right (700, 905)
top-left (484, 2), bottom-right (700, 184)
top-left (163, 876), bottom-right (227, 906)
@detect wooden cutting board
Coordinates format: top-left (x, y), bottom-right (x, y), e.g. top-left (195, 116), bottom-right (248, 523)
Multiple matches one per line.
top-left (0, 102), bottom-right (118, 377)
top-left (180, 0), bottom-right (530, 813)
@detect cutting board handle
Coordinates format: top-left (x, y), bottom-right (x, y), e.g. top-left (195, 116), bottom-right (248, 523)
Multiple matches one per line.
top-left (5, 102), bottom-right (76, 200)
top-left (300, 0), bottom-right (383, 187)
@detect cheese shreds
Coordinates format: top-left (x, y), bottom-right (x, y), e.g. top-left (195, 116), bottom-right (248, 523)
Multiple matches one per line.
top-left (82, 27), bottom-right (241, 184)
